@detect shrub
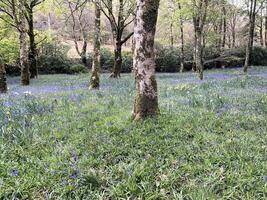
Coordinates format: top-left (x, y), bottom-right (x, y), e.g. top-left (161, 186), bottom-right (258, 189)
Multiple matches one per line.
top-left (69, 64), bottom-right (87, 74)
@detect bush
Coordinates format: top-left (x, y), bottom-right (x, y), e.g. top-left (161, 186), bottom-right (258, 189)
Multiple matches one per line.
top-left (121, 52), bottom-right (133, 73)
top-left (251, 46), bottom-right (267, 66)
top-left (100, 48), bottom-right (114, 71)
top-left (69, 64), bottom-right (87, 74)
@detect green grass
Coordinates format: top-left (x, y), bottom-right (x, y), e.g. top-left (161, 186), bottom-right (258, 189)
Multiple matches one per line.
top-left (0, 67), bottom-right (267, 199)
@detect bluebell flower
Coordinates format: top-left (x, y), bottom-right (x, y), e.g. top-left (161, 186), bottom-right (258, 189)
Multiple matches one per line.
top-left (11, 169), bottom-right (19, 177)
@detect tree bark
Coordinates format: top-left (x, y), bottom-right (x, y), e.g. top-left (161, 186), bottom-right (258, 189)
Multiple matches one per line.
top-left (27, 6), bottom-right (38, 78)
top-left (0, 61), bottom-right (7, 93)
top-left (178, 2), bottom-right (185, 72)
top-left (265, 3), bottom-right (267, 47)
top-left (19, 0), bottom-right (30, 86)
top-left (110, 41), bottom-right (122, 78)
top-left (90, 0), bottom-right (101, 89)
top-left (244, 0), bottom-right (257, 73)
top-left (195, 28), bottom-right (204, 80)
top-left (222, 4), bottom-right (226, 48)
top-left (132, 0), bottom-right (160, 121)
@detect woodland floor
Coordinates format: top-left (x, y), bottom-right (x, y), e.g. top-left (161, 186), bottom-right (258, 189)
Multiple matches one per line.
top-left (0, 67), bottom-right (267, 199)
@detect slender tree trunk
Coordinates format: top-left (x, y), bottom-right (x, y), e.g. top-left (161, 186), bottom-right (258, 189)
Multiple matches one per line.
top-left (193, 29), bottom-right (197, 72)
top-left (178, 2), bottom-right (185, 72)
top-left (260, 7), bottom-right (264, 46)
top-left (0, 62), bottom-right (7, 93)
top-left (110, 41), bottom-right (122, 78)
top-left (27, 7), bottom-right (38, 79)
top-left (19, 0), bottom-right (30, 86)
top-left (195, 28), bottom-right (204, 80)
top-left (244, 0), bottom-right (257, 73)
top-left (132, 0), bottom-right (160, 121)
top-left (222, 4), bottom-right (226, 48)
top-left (170, 22), bottom-right (174, 48)
top-left (90, 0), bottom-right (101, 89)
top-left (265, 4), bottom-right (267, 47)
top-left (232, 20), bottom-right (236, 48)
top-left (81, 40), bottom-right (87, 66)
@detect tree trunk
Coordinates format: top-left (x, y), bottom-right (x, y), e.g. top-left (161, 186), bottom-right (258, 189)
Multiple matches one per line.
top-left (170, 22), bottom-right (174, 48)
top-left (19, 0), bottom-right (30, 86)
top-left (110, 41), bottom-right (122, 78)
top-left (193, 28), bottom-right (197, 72)
top-left (222, 4), bottom-right (226, 48)
top-left (178, 2), bottom-right (185, 73)
top-left (260, 7), bottom-right (264, 46)
top-left (0, 62), bottom-right (7, 93)
top-left (244, 0), bottom-right (257, 73)
top-left (265, 4), bottom-right (267, 48)
top-left (90, 0), bottom-right (101, 89)
top-left (132, 0), bottom-right (160, 121)
top-left (81, 40), bottom-right (88, 66)
top-left (28, 7), bottom-right (38, 79)
top-left (195, 29), bottom-right (204, 80)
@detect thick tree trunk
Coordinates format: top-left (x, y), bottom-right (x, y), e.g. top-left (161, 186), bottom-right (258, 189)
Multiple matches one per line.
top-left (0, 62), bottom-right (7, 93)
top-left (19, 0), bottom-right (30, 86)
top-left (132, 0), bottom-right (160, 121)
top-left (90, 0), bottom-right (101, 89)
top-left (27, 7), bottom-right (38, 79)
top-left (110, 41), bottom-right (122, 78)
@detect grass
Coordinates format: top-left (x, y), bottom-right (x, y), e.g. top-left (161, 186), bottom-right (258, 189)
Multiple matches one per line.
top-left (0, 67), bottom-right (267, 199)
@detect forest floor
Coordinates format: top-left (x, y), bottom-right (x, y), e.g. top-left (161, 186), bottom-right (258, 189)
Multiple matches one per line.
top-left (0, 67), bottom-right (267, 199)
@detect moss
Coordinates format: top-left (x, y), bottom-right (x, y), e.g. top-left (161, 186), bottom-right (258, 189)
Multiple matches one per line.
top-left (133, 75), bottom-right (160, 121)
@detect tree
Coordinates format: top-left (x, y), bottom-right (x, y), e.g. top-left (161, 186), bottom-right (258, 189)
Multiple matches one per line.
top-left (192, 0), bottom-right (209, 80)
top-left (24, 0), bottom-right (44, 78)
top-left (90, 0), bottom-right (101, 89)
top-left (177, 0), bottom-right (185, 72)
top-left (132, 0), bottom-right (160, 121)
top-left (0, 59), bottom-right (7, 93)
top-left (101, 0), bottom-right (135, 78)
top-left (0, 0), bottom-right (30, 85)
top-left (244, 0), bottom-right (257, 73)
top-left (65, 0), bottom-right (90, 66)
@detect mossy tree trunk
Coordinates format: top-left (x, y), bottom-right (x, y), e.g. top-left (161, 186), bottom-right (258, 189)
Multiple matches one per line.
top-left (90, 0), bottom-right (101, 89)
top-left (132, 0), bottom-right (160, 121)
top-left (0, 61), bottom-right (7, 93)
top-left (19, 0), bottom-right (30, 86)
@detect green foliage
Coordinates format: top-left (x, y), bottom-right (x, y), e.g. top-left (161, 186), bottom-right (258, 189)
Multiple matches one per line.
top-left (0, 22), bottom-right (19, 64)
top-left (0, 67), bottom-right (266, 199)
top-left (69, 64), bottom-right (87, 74)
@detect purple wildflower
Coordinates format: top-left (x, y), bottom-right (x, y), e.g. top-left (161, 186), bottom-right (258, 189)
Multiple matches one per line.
top-left (11, 169), bottom-right (19, 177)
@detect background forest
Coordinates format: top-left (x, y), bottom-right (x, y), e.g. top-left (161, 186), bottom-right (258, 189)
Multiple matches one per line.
top-left (0, 0), bottom-right (267, 77)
